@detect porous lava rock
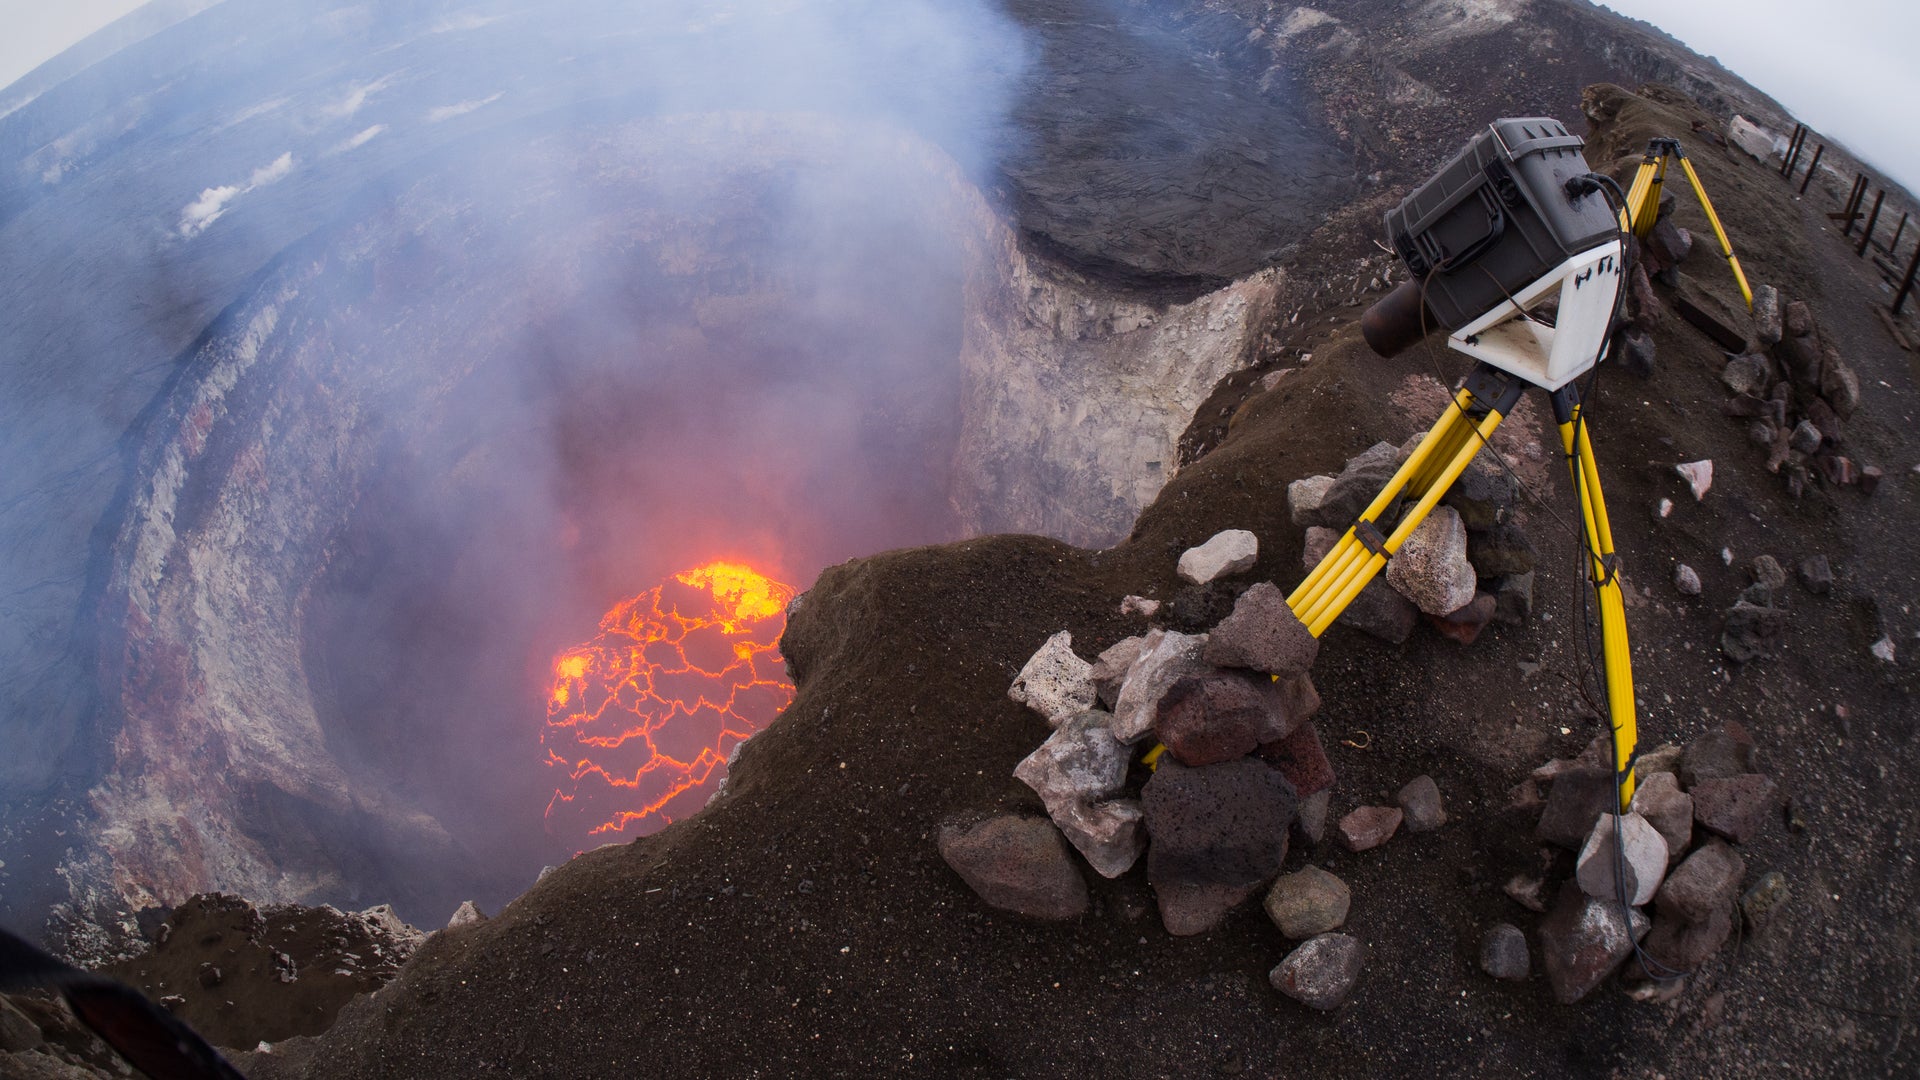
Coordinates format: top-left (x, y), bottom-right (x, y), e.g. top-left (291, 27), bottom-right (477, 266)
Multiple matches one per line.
top-left (1535, 769), bottom-right (1617, 850)
top-left (1386, 506), bottom-right (1476, 616)
top-left (1008, 630), bottom-right (1097, 725)
top-left (1142, 758), bottom-right (1297, 889)
top-left (1270, 933), bottom-right (1365, 1010)
top-left (1153, 671), bottom-right (1290, 767)
top-left (1201, 582), bottom-right (1318, 678)
top-left (938, 815), bottom-right (1089, 922)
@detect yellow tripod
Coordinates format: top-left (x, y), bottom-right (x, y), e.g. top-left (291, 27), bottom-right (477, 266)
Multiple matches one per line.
top-left (1288, 363), bottom-right (1641, 810)
top-left (1620, 137), bottom-right (1753, 309)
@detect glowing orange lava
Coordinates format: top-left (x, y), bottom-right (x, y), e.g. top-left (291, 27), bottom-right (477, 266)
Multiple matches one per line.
top-left (543, 560), bottom-right (795, 842)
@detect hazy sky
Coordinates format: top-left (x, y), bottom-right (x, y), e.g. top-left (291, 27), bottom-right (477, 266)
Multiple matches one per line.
top-left (1, 0), bottom-right (1915, 188)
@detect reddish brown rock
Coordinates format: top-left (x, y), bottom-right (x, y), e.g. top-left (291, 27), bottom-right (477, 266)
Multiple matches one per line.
top-left (1537, 885), bottom-right (1651, 1004)
top-left (938, 815), bottom-right (1089, 921)
top-left (1154, 671), bottom-right (1286, 767)
top-left (1691, 774), bottom-right (1779, 843)
top-left (1202, 582), bottom-right (1319, 678)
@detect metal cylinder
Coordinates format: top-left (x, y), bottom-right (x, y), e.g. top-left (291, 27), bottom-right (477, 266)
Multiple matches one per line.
top-left (1361, 279), bottom-right (1438, 358)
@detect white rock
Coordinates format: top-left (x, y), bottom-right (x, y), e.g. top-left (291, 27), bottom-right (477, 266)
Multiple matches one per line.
top-left (1120, 595), bottom-right (1160, 617)
top-left (1872, 636), bottom-right (1896, 663)
top-left (1008, 630), bottom-right (1096, 726)
top-left (1675, 460), bottom-right (1713, 501)
top-left (1177, 529), bottom-right (1259, 584)
top-left (1052, 798), bottom-right (1147, 878)
top-left (1109, 628), bottom-right (1208, 742)
top-left (1575, 811), bottom-right (1668, 907)
top-left (1015, 712), bottom-right (1143, 877)
top-left (1288, 475), bottom-right (1336, 527)
top-left (1674, 564), bottom-right (1701, 596)
top-left (1655, 497), bottom-right (1673, 519)
top-left (1385, 505), bottom-right (1476, 616)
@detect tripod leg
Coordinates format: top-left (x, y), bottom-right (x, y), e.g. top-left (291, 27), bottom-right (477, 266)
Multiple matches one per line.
top-left (1621, 151), bottom-right (1666, 236)
top-left (1552, 386), bottom-right (1639, 811)
top-left (1289, 366), bottom-right (1524, 637)
top-left (1675, 153), bottom-right (1755, 309)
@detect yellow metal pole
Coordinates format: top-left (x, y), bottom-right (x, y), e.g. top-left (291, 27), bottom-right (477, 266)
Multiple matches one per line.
top-left (1676, 154), bottom-right (1755, 309)
top-left (1621, 154), bottom-right (1666, 236)
top-left (1557, 410), bottom-right (1639, 810)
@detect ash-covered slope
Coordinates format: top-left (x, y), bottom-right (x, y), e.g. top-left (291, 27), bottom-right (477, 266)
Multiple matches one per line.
top-left (227, 85), bottom-right (1917, 1080)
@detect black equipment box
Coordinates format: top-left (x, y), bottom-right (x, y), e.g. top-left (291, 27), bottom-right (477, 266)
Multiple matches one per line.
top-left (1385, 117), bottom-right (1619, 329)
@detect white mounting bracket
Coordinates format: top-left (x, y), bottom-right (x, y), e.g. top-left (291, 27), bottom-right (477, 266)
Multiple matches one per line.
top-left (1447, 240), bottom-right (1624, 391)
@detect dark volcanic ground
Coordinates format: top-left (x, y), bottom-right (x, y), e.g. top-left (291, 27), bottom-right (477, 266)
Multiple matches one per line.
top-left (202, 87), bottom-right (1920, 1079)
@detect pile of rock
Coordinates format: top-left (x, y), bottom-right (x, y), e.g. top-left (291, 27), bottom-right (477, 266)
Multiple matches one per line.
top-left (1495, 721), bottom-right (1784, 1003)
top-left (1720, 288), bottom-right (1880, 498)
top-left (943, 529), bottom-right (1467, 1012)
top-left (1289, 442), bottom-right (1538, 645)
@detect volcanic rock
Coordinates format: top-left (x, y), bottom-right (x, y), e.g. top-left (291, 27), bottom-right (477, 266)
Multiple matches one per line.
top-left (1657, 838), bottom-right (1746, 924)
top-left (1675, 459), bottom-right (1713, 501)
top-left (1395, 775), bottom-right (1446, 833)
top-left (1787, 419), bottom-right (1820, 455)
top-left (1628, 771), bottom-right (1692, 860)
top-left (1797, 555), bottom-right (1832, 595)
top-left (1303, 441), bottom-right (1406, 530)
top-left (1270, 933), bottom-right (1365, 1010)
top-left (1536, 768), bottom-right (1618, 850)
top-left (1504, 874), bottom-right (1549, 913)
top-left (1153, 671), bottom-right (1289, 767)
top-left (1637, 743), bottom-right (1684, 778)
top-left (0, 998), bottom-right (40, 1052)
top-left (1750, 554), bottom-right (1788, 592)
top-left (1574, 811), bottom-right (1668, 907)
top-left (1442, 459), bottom-right (1517, 530)
top-left (1691, 774), bottom-right (1779, 843)
top-left (1493, 572), bottom-right (1534, 624)
top-left (1008, 630), bottom-right (1097, 726)
top-left (1751, 284), bottom-right (1783, 346)
top-left (1202, 582), bottom-right (1318, 678)
top-left (937, 815), bottom-right (1088, 921)
top-left (1110, 629), bottom-right (1209, 743)
top-left (1264, 865), bottom-right (1350, 939)
top-left (1153, 880), bottom-right (1265, 937)
top-left (1014, 711), bottom-right (1142, 876)
top-left (1301, 525), bottom-right (1340, 572)
top-left (1722, 600), bottom-right (1790, 663)
top-left (1120, 596), bottom-right (1161, 618)
top-left (1294, 789), bottom-right (1331, 845)
top-left (1640, 904), bottom-right (1734, 977)
top-left (1467, 523), bottom-right (1537, 578)
top-left (1480, 923), bottom-right (1530, 981)
top-left (1820, 354), bottom-right (1861, 418)
top-left (1288, 475), bottom-right (1336, 528)
top-left (1679, 723), bottom-right (1758, 787)
top-left (1721, 354), bottom-right (1770, 397)
top-left (1616, 326), bottom-right (1655, 377)
top-left (1537, 885), bottom-right (1652, 1004)
top-left (1386, 506), bottom-right (1476, 616)
top-left (1674, 564), bottom-right (1702, 596)
top-left (1142, 757), bottom-right (1296, 889)
top-left (1430, 592), bottom-right (1498, 644)
top-left (1258, 721), bottom-right (1334, 798)
top-left (1089, 636), bottom-right (1145, 708)
top-left (447, 901), bottom-right (488, 929)
top-left (1336, 806), bottom-right (1402, 852)
top-left (1177, 529), bottom-right (1258, 584)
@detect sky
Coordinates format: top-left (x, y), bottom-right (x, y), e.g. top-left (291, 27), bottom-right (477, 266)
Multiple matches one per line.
top-left (0, 0), bottom-right (1915, 188)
